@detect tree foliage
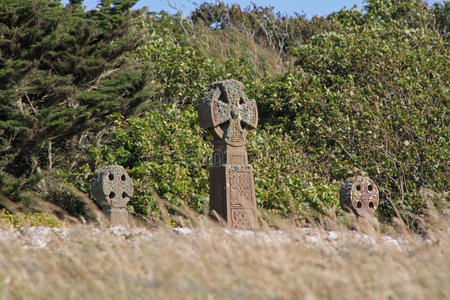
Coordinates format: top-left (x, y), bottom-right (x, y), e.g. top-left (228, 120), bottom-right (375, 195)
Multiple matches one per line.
top-left (0, 0), bottom-right (152, 212)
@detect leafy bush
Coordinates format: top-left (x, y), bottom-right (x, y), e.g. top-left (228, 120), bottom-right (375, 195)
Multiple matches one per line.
top-left (248, 128), bottom-right (340, 216)
top-left (259, 0), bottom-right (449, 226)
top-left (92, 105), bottom-right (210, 216)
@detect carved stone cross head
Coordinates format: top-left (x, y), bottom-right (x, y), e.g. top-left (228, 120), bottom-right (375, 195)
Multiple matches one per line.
top-left (340, 176), bottom-right (379, 218)
top-left (91, 165), bottom-right (134, 209)
top-left (199, 79), bottom-right (258, 146)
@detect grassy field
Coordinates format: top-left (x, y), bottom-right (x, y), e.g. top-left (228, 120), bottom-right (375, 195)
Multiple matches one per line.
top-left (0, 209), bottom-right (449, 300)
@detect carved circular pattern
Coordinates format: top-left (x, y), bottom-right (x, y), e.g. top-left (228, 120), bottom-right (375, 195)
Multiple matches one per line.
top-left (91, 165), bottom-right (134, 208)
top-left (340, 176), bottom-right (379, 217)
top-left (199, 80), bottom-right (258, 146)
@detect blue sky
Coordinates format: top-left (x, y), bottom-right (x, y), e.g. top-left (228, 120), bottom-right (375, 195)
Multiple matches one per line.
top-left (64, 0), bottom-right (444, 18)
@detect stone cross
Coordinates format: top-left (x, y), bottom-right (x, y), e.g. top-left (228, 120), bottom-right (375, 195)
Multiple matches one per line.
top-left (199, 79), bottom-right (258, 229)
top-left (340, 176), bottom-right (379, 218)
top-left (91, 165), bottom-right (134, 227)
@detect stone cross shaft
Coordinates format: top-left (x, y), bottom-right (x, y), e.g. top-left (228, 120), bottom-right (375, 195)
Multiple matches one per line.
top-left (199, 79), bottom-right (258, 229)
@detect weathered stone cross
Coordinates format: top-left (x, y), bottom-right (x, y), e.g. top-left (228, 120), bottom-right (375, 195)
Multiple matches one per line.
top-left (91, 165), bottom-right (134, 227)
top-left (340, 175), bottom-right (379, 219)
top-left (199, 79), bottom-right (258, 229)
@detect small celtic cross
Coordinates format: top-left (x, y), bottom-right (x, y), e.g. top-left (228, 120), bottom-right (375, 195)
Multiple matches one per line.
top-left (91, 165), bottom-right (134, 227)
top-left (340, 176), bottom-right (379, 219)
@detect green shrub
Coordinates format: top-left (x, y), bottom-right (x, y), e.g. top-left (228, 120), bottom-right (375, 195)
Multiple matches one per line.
top-left (0, 209), bottom-right (61, 227)
top-left (248, 128), bottom-right (340, 216)
top-left (92, 105), bottom-right (210, 216)
top-left (259, 0), bottom-right (449, 226)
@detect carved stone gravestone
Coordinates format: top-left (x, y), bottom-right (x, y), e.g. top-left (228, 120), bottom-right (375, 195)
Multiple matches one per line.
top-left (199, 79), bottom-right (258, 229)
top-left (340, 176), bottom-right (379, 218)
top-left (91, 165), bottom-right (134, 227)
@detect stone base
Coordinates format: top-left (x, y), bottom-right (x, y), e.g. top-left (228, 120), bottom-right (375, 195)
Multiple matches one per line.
top-left (209, 164), bottom-right (258, 230)
top-left (103, 207), bottom-right (129, 227)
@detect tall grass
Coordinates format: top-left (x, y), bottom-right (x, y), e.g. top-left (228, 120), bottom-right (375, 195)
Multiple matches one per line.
top-left (191, 25), bottom-right (287, 75)
top-left (0, 209), bottom-right (448, 299)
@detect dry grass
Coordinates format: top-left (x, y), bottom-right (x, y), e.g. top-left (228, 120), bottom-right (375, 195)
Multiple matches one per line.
top-left (191, 25), bottom-right (287, 76)
top-left (0, 209), bottom-right (449, 300)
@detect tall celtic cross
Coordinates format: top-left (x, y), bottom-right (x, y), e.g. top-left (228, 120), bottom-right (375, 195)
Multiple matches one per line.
top-left (199, 79), bottom-right (258, 229)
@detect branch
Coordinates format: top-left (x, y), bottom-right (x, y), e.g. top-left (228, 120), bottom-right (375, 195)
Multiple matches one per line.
top-left (25, 94), bottom-right (39, 117)
top-left (87, 68), bottom-right (120, 91)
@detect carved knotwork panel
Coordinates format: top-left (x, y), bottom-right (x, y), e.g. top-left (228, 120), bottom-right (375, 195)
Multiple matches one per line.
top-left (230, 170), bottom-right (252, 206)
top-left (231, 208), bottom-right (252, 229)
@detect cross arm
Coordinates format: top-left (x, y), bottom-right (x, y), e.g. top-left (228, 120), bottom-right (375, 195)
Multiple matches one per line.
top-left (239, 99), bottom-right (258, 129)
top-left (199, 97), bottom-right (232, 129)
